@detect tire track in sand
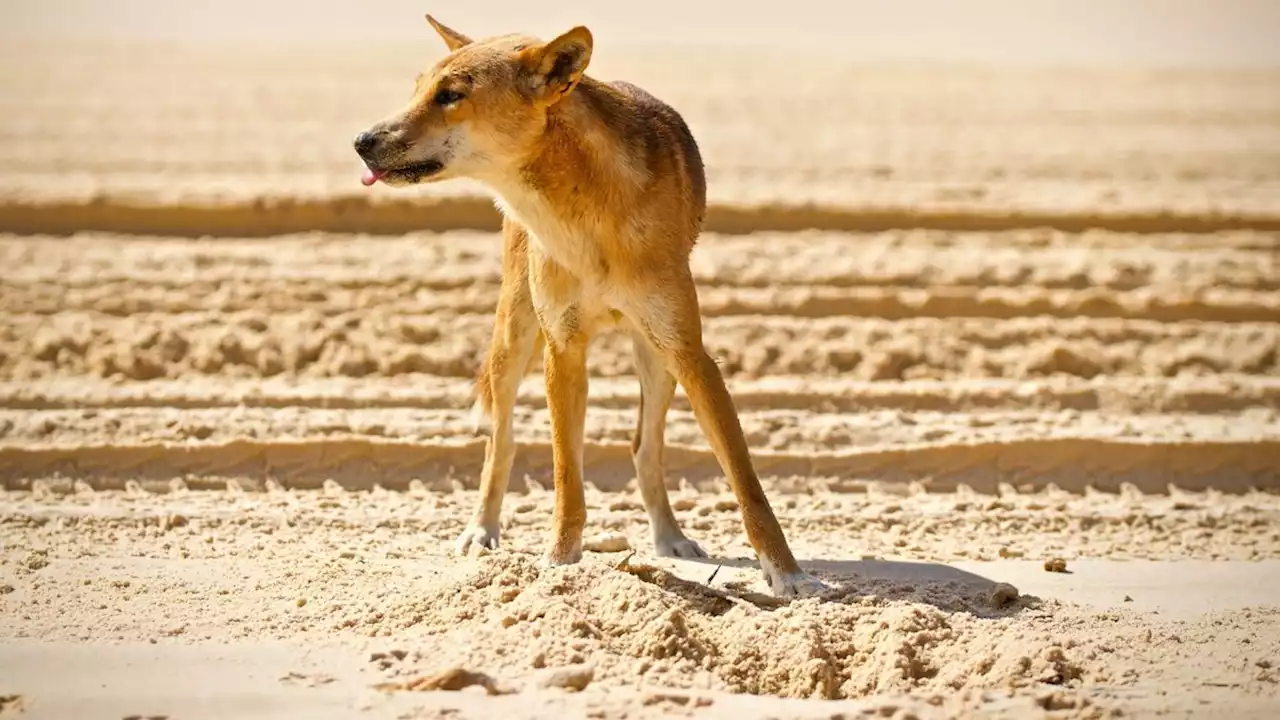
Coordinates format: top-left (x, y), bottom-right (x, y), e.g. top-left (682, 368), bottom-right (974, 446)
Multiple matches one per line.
top-left (4, 376), bottom-right (1278, 414)
top-left (2, 228), bottom-right (1277, 491)
top-left (4, 196), bottom-right (1280, 237)
top-left (2, 434), bottom-right (1275, 494)
top-left (4, 311), bottom-right (1275, 382)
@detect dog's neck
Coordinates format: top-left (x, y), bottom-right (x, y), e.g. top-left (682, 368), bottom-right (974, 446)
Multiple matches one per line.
top-left (483, 78), bottom-right (646, 219)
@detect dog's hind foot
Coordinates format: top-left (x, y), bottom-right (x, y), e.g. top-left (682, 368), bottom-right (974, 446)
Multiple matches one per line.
top-left (654, 534), bottom-right (708, 559)
top-left (760, 556), bottom-right (827, 598)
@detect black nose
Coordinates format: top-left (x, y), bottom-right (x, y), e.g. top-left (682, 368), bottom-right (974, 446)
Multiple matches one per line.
top-left (353, 131), bottom-right (378, 156)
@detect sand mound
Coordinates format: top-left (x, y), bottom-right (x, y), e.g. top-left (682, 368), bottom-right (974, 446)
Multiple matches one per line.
top-left (3, 486), bottom-right (1278, 717)
top-left (372, 554), bottom-right (1108, 701)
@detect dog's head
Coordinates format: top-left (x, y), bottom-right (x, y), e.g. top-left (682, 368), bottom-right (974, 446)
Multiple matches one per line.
top-left (354, 15), bottom-right (593, 187)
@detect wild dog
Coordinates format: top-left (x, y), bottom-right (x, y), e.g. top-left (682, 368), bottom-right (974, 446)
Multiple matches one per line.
top-left (355, 15), bottom-right (824, 596)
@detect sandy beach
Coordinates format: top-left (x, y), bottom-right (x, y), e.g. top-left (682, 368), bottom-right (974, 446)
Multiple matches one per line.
top-left (1, 1), bottom-right (1278, 718)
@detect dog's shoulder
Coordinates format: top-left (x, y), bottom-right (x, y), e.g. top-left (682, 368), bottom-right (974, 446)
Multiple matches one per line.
top-left (573, 78), bottom-right (706, 217)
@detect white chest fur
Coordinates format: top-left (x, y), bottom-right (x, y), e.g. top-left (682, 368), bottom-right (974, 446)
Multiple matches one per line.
top-left (489, 188), bottom-right (626, 347)
top-left (492, 191), bottom-right (601, 280)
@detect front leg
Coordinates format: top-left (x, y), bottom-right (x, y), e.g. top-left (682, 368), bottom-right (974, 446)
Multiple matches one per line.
top-left (456, 223), bottom-right (542, 555)
top-left (529, 254), bottom-right (590, 566)
top-left (542, 326), bottom-right (589, 565)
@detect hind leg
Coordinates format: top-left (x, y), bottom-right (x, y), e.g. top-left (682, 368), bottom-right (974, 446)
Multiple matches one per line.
top-left (456, 222), bottom-right (541, 555)
top-left (624, 271), bottom-right (824, 597)
top-left (631, 332), bottom-right (706, 558)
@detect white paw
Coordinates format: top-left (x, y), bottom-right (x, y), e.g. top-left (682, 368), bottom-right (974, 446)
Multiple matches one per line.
top-left (770, 572), bottom-right (828, 598)
top-left (455, 523), bottom-right (500, 556)
top-left (654, 535), bottom-right (708, 559)
top-left (760, 556), bottom-right (827, 598)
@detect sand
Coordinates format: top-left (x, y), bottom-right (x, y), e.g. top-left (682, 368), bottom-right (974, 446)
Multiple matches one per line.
top-left (2, 1), bottom-right (1280, 718)
top-left (3, 488), bottom-right (1280, 719)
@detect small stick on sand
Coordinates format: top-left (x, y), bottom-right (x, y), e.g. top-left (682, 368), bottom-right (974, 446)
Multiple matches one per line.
top-left (706, 564), bottom-right (723, 585)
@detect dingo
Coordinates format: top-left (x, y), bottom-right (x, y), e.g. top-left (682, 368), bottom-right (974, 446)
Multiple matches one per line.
top-left (355, 15), bottom-right (823, 597)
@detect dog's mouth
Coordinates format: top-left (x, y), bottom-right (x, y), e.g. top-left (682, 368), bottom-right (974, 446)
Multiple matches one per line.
top-left (361, 159), bottom-right (445, 186)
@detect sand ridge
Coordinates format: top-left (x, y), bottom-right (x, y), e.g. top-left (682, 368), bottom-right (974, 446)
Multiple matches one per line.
top-left (2, 230), bottom-right (1277, 497)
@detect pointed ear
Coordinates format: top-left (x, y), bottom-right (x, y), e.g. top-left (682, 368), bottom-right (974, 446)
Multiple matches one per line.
top-left (425, 14), bottom-right (472, 51)
top-left (525, 26), bottom-right (593, 103)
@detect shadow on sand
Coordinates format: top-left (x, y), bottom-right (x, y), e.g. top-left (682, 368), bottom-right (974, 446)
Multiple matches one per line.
top-left (658, 555), bottom-right (1042, 616)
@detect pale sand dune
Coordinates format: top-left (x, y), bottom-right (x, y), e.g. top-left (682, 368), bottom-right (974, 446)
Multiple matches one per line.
top-left (2, 1), bottom-right (1280, 719)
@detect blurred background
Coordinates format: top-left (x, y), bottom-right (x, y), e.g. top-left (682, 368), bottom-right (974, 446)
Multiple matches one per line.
top-left (2, 0), bottom-right (1278, 216)
top-left (7, 0), bottom-right (1280, 63)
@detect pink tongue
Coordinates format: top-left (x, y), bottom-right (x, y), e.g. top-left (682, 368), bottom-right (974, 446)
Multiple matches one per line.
top-left (361, 167), bottom-right (387, 187)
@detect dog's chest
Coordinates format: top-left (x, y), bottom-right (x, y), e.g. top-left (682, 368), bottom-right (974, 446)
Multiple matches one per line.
top-left (494, 192), bottom-right (606, 282)
top-left (493, 191), bottom-right (630, 345)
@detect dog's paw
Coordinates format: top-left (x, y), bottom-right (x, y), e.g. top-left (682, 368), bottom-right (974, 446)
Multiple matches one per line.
top-left (541, 539), bottom-right (583, 568)
top-left (455, 523), bottom-right (500, 556)
top-left (654, 534), bottom-right (708, 559)
top-left (760, 556), bottom-right (827, 598)
top-left (769, 571), bottom-right (828, 598)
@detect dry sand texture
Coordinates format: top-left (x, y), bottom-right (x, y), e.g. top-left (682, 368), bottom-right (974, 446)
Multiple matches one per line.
top-left (2, 1), bottom-right (1280, 719)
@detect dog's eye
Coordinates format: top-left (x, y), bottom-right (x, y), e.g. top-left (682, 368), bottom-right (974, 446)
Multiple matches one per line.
top-left (434, 89), bottom-right (464, 106)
